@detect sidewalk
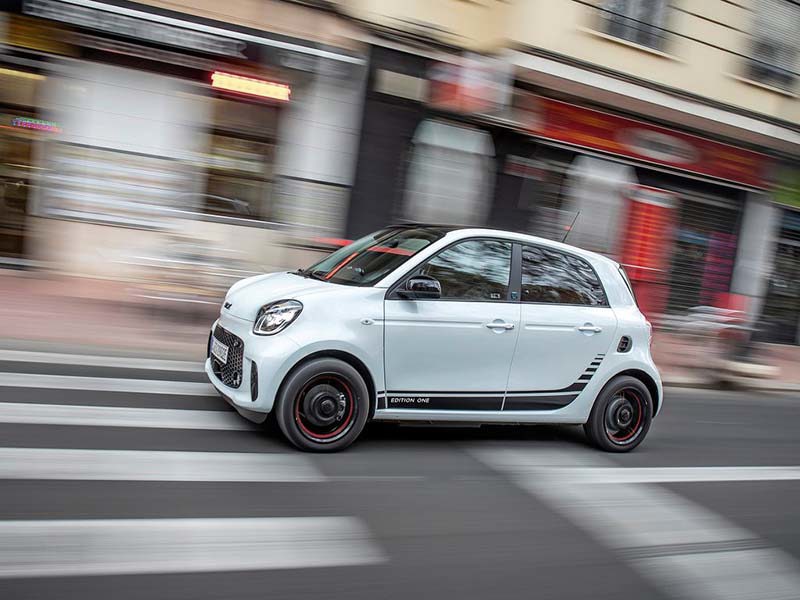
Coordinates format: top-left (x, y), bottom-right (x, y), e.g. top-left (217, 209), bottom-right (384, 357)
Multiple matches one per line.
top-left (651, 331), bottom-right (800, 391)
top-left (2, 270), bottom-right (799, 390)
top-left (0, 271), bottom-right (210, 361)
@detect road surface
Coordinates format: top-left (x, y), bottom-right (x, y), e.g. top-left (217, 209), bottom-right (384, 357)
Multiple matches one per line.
top-left (0, 350), bottom-right (798, 600)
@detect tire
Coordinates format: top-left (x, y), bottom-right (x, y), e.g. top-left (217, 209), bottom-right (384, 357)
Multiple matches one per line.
top-left (584, 375), bottom-right (652, 452)
top-left (274, 358), bottom-right (370, 452)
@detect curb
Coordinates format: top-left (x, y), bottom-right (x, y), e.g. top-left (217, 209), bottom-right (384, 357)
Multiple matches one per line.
top-left (663, 379), bottom-right (800, 393)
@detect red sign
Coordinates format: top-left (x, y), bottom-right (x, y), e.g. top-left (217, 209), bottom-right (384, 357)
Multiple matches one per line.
top-left (428, 54), bottom-right (511, 115)
top-left (513, 92), bottom-right (770, 189)
top-left (619, 186), bottom-right (676, 319)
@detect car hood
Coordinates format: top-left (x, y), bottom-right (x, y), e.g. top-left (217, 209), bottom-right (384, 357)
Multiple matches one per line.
top-left (223, 272), bottom-right (339, 321)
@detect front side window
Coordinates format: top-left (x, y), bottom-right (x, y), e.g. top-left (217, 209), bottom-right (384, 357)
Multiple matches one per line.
top-left (420, 239), bottom-right (512, 301)
top-left (602, 0), bottom-right (669, 50)
top-left (301, 227), bottom-right (445, 286)
top-left (521, 245), bottom-right (607, 306)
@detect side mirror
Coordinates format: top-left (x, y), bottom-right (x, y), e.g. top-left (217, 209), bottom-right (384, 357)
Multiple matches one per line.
top-left (398, 275), bottom-right (441, 299)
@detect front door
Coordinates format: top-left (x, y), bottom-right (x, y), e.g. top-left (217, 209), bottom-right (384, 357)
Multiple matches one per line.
top-left (504, 244), bottom-right (618, 411)
top-left (383, 238), bottom-right (519, 411)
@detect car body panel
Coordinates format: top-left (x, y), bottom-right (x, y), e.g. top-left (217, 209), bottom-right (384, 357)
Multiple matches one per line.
top-left (383, 298), bottom-right (520, 409)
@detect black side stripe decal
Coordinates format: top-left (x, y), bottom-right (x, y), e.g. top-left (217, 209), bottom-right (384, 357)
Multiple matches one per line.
top-left (381, 354), bottom-right (606, 411)
top-left (503, 394), bottom-right (579, 411)
top-left (385, 395), bottom-right (502, 411)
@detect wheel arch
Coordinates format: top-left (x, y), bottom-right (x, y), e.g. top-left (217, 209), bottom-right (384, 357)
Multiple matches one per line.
top-left (614, 368), bottom-right (660, 416)
top-left (278, 349), bottom-right (378, 419)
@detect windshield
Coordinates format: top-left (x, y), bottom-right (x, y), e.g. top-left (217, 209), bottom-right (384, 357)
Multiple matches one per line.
top-left (299, 227), bottom-right (445, 286)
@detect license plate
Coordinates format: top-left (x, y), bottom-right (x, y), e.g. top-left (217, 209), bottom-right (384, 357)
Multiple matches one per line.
top-left (211, 337), bottom-right (229, 364)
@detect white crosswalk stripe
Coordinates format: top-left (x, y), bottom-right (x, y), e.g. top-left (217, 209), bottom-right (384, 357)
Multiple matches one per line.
top-left (474, 447), bottom-right (800, 600)
top-left (0, 372), bottom-right (215, 395)
top-left (0, 364), bottom-right (389, 579)
top-left (0, 349), bottom-right (204, 372)
top-left (514, 465), bottom-right (800, 484)
top-left (0, 447), bottom-right (323, 482)
top-left (0, 517), bottom-right (385, 578)
top-left (0, 402), bottom-right (253, 430)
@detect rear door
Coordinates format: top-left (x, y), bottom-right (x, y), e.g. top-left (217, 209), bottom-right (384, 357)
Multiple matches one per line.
top-left (383, 238), bottom-right (520, 411)
top-left (504, 244), bottom-right (617, 411)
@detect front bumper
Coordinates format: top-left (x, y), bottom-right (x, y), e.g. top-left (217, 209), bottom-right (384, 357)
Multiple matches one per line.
top-left (205, 312), bottom-right (301, 416)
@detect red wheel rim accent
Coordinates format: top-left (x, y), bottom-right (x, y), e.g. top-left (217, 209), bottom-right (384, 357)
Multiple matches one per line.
top-left (294, 374), bottom-right (356, 443)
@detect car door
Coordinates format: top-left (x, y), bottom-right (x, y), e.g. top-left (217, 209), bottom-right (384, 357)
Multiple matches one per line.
top-left (504, 244), bottom-right (617, 411)
top-left (383, 238), bottom-right (520, 411)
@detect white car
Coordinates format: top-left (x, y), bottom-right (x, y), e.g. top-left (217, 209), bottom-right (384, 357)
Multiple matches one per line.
top-left (206, 225), bottom-right (662, 452)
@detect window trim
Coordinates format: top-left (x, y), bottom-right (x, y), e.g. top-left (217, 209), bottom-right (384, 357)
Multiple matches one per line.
top-left (518, 243), bottom-right (610, 308)
top-left (386, 236), bottom-right (517, 303)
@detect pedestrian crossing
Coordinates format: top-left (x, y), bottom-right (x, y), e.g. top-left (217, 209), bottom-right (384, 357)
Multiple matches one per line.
top-left (2, 349), bottom-right (800, 599)
top-left (473, 447), bottom-right (800, 600)
top-left (0, 351), bottom-right (385, 581)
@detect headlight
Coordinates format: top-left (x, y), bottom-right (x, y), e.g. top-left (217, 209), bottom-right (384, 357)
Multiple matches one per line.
top-left (253, 300), bottom-right (303, 336)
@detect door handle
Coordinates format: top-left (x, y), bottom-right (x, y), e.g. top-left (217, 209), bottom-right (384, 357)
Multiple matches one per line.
top-left (577, 324), bottom-right (602, 333)
top-left (485, 321), bottom-right (515, 331)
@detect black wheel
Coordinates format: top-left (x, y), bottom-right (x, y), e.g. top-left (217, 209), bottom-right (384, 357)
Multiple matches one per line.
top-left (584, 375), bottom-right (652, 452)
top-left (274, 358), bottom-right (369, 452)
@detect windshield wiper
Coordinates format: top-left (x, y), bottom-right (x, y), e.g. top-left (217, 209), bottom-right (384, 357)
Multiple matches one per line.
top-left (307, 269), bottom-right (328, 280)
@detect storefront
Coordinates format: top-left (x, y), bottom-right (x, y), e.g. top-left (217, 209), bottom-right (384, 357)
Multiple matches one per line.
top-left (0, 13), bottom-right (74, 267)
top-left (349, 50), bottom-right (775, 321)
top-left (760, 169), bottom-right (800, 344)
top-left (347, 46), bottom-right (510, 238)
top-left (3, 0), bottom-right (366, 282)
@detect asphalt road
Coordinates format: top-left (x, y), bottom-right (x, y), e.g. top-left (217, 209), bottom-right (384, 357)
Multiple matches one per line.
top-left (0, 351), bottom-right (799, 600)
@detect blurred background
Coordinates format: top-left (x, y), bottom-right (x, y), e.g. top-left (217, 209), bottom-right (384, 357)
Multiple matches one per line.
top-left (1, 0), bottom-right (800, 383)
top-left (2, 3), bottom-right (800, 599)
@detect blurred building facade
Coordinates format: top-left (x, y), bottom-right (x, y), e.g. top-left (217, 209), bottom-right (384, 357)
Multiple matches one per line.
top-left (2, 0), bottom-right (800, 342)
top-left (1, 0), bottom-right (369, 289)
top-left (339, 0), bottom-right (800, 343)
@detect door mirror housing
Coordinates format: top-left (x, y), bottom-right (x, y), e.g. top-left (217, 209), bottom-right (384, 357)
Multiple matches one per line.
top-left (398, 275), bottom-right (441, 299)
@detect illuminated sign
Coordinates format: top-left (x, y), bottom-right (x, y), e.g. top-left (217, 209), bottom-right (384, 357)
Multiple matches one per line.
top-left (11, 116), bottom-right (61, 133)
top-left (211, 71), bottom-right (291, 102)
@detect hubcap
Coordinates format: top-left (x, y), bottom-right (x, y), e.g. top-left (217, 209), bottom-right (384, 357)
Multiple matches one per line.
top-left (294, 375), bottom-right (355, 442)
top-left (604, 389), bottom-right (644, 444)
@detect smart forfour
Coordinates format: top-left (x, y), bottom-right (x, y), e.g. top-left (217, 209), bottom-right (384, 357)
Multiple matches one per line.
top-left (206, 225), bottom-right (662, 452)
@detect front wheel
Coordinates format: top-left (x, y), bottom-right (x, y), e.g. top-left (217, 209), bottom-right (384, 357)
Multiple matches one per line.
top-left (274, 358), bottom-right (369, 452)
top-left (584, 375), bottom-right (652, 452)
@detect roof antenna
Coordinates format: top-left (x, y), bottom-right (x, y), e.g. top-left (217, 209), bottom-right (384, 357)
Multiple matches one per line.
top-left (561, 211), bottom-right (580, 243)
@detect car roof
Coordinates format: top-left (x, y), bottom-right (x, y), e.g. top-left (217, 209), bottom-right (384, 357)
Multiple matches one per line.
top-left (393, 223), bottom-right (619, 269)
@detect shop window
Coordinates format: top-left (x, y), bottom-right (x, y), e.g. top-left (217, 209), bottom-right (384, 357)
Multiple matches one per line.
top-left (745, 0), bottom-right (800, 91)
top-left (600, 0), bottom-right (669, 51)
top-left (561, 155), bottom-right (637, 255)
top-left (201, 98), bottom-right (277, 220)
top-left (402, 120), bottom-right (495, 226)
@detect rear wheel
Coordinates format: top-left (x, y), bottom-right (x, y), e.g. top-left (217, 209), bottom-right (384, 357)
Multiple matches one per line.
top-left (584, 375), bottom-right (652, 452)
top-left (275, 358), bottom-right (369, 452)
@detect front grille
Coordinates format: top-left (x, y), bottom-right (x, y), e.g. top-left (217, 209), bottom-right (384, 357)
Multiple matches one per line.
top-left (211, 325), bottom-right (244, 388)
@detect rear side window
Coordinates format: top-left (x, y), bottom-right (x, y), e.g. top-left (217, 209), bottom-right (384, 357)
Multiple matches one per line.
top-left (521, 245), bottom-right (607, 306)
top-left (421, 239), bottom-right (512, 301)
